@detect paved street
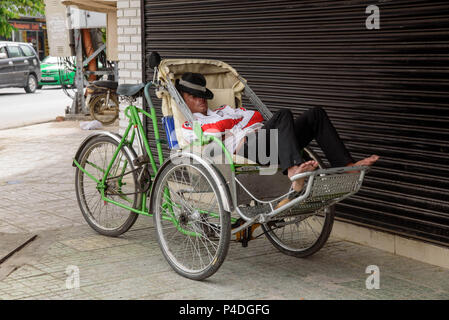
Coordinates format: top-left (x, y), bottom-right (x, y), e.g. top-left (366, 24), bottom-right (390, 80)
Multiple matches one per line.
top-left (0, 121), bottom-right (448, 300)
top-left (0, 87), bottom-right (72, 130)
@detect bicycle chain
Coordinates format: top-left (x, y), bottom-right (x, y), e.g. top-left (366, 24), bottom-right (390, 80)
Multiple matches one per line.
top-left (104, 166), bottom-right (151, 196)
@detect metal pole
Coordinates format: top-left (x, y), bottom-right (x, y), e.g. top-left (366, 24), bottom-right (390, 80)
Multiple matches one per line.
top-left (35, 31), bottom-right (38, 56)
top-left (82, 43), bottom-right (105, 66)
top-left (114, 61), bottom-right (118, 81)
top-left (71, 28), bottom-right (85, 114)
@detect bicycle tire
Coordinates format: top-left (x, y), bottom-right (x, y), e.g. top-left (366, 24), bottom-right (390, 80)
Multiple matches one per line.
top-left (151, 157), bottom-right (231, 280)
top-left (262, 147), bottom-right (335, 258)
top-left (75, 135), bottom-right (140, 236)
top-left (89, 94), bottom-right (120, 125)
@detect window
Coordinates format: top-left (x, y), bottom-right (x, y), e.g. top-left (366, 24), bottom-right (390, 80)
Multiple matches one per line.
top-left (7, 46), bottom-right (23, 58)
top-left (20, 45), bottom-right (35, 57)
top-left (0, 46), bottom-right (7, 57)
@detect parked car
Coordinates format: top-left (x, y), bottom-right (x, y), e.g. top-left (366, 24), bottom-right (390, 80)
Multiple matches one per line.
top-left (0, 41), bottom-right (41, 93)
top-left (38, 55), bottom-right (75, 88)
top-left (38, 56), bottom-right (106, 89)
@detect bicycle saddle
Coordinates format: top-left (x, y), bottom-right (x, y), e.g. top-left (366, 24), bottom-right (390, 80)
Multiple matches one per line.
top-left (92, 80), bottom-right (118, 90)
top-left (117, 83), bottom-right (145, 97)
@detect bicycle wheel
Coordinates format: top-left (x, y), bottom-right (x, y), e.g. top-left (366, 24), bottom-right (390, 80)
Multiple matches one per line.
top-left (75, 135), bottom-right (140, 236)
top-left (262, 147), bottom-right (335, 257)
top-left (151, 157), bottom-right (230, 280)
top-left (89, 94), bottom-right (120, 125)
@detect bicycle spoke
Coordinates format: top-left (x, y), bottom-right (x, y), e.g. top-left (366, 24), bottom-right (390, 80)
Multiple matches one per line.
top-left (154, 161), bottom-right (227, 278)
top-left (77, 138), bottom-right (138, 234)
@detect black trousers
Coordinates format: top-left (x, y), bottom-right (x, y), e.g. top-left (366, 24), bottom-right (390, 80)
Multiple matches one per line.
top-left (240, 107), bottom-right (355, 173)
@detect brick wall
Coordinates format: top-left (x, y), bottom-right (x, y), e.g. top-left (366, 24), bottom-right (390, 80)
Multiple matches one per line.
top-left (116, 0), bottom-right (142, 135)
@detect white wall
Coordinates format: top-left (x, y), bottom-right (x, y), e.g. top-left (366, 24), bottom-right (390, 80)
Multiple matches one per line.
top-left (117, 0), bottom-right (143, 136)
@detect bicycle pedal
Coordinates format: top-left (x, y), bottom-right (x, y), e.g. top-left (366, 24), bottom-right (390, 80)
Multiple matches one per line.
top-left (232, 219), bottom-right (261, 247)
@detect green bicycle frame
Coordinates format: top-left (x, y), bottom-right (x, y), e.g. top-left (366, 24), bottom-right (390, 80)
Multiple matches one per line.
top-left (73, 82), bottom-right (238, 234)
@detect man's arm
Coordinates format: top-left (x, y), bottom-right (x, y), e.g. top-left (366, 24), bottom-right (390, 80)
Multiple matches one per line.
top-left (229, 106), bottom-right (264, 133)
top-left (181, 121), bottom-right (224, 143)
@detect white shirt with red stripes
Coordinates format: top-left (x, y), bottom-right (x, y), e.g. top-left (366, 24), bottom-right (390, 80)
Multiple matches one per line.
top-left (181, 105), bottom-right (264, 154)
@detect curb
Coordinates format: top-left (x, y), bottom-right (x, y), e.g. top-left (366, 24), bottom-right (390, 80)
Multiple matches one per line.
top-left (0, 114), bottom-right (93, 131)
top-left (0, 119), bottom-right (56, 131)
top-left (332, 220), bottom-right (449, 269)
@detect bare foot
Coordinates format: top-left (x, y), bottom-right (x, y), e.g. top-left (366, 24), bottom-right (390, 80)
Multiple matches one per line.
top-left (347, 155), bottom-right (380, 167)
top-left (288, 160), bottom-right (318, 192)
top-left (274, 161), bottom-right (318, 210)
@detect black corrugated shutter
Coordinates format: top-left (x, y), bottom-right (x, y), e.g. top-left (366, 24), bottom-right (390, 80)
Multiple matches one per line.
top-left (141, 0), bottom-right (449, 246)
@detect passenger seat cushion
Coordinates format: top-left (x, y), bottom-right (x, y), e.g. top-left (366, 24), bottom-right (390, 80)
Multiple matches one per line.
top-left (208, 88), bottom-right (236, 110)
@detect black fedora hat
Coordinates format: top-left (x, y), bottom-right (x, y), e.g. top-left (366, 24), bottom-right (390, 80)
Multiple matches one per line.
top-left (175, 72), bottom-right (214, 100)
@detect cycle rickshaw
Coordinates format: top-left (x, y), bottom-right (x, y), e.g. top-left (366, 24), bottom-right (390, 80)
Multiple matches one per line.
top-left (73, 53), bottom-right (369, 280)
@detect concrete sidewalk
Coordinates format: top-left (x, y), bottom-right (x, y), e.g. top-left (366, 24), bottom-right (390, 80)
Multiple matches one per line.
top-left (0, 121), bottom-right (448, 300)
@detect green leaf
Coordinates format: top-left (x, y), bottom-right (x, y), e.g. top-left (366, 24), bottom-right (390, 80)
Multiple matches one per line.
top-left (0, 0), bottom-right (45, 37)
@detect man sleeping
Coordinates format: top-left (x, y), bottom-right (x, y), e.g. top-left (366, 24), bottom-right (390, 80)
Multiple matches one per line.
top-left (177, 72), bottom-right (379, 200)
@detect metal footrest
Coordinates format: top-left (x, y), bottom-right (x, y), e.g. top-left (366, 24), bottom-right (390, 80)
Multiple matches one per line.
top-left (236, 166), bottom-right (368, 220)
top-left (308, 172), bottom-right (361, 198)
top-left (273, 166), bottom-right (368, 218)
